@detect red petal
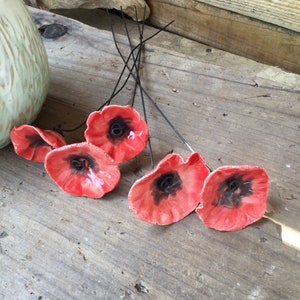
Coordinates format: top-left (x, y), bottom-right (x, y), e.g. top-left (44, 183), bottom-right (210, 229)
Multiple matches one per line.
top-left (45, 142), bottom-right (120, 198)
top-left (10, 125), bottom-right (66, 162)
top-left (84, 105), bottom-right (148, 163)
top-left (196, 165), bottom-right (269, 231)
top-left (128, 152), bottom-right (210, 225)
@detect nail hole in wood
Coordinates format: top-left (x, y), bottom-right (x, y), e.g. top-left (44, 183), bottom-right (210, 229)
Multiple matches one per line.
top-left (39, 23), bottom-right (68, 39)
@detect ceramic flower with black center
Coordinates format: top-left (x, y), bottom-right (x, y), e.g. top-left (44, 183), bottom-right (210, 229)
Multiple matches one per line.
top-left (128, 152), bottom-right (210, 225)
top-left (44, 142), bottom-right (120, 198)
top-left (10, 124), bottom-right (67, 162)
top-left (84, 105), bottom-right (148, 163)
top-left (196, 165), bottom-right (269, 231)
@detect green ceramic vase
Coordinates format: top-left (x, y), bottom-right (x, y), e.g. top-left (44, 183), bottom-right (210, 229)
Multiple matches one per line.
top-left (0, 0), bottom-right (49, 148)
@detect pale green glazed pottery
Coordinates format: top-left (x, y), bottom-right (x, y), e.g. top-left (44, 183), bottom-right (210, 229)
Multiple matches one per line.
top-left (0, 0), bottom-right (49, 148)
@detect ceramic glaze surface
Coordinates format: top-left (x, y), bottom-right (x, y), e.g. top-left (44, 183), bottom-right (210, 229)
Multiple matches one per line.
top-left (0, 0), bottom-right (49, 148)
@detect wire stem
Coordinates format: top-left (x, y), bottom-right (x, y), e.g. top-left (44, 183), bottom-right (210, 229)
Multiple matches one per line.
top-left (140, 87), bottom-right (196, 153)
top-left (111, 20), bottom-right (195, 154)
top-left (117, 7), bottom-right (154, 168)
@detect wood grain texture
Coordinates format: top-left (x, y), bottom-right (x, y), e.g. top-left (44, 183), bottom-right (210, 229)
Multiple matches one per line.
top-left (198, 0), bottom-right (300, 32)
top-left (0, 8), bottom-right (300, 299)
top-left (146, 0), bottom-right (300, 74)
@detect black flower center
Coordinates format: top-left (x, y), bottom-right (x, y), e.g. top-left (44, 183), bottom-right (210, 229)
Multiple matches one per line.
top-left (26, 134), bottom-right (50, 148)
top-left (108, 116), bottom-right (132, 143)
top-left (214, 174), bottom-right (253, 208)
top-left (68, 154), bottom-right (96, 175)
top-left (151, 171), bottom-right (182, 205)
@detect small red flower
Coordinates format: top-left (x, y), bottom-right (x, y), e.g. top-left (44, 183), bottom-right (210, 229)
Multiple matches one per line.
top-left (84, 105), bottom-right (148, 163)
top-left (44, 142), bottom-right (120, 198)
top-left (196, 165), bottom-right (269, 231)
top-left (10, 124), bottom-right (66, 162)
top-left (128, 152), bottom-right (210, 225)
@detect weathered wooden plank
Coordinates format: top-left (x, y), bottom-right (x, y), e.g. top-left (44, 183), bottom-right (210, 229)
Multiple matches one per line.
top-left (1, 7), bottom-right (300, 299)
top-left (146, 0), bottom-right (300, 74)
top-left (198, 0), bottom-right (300, 32)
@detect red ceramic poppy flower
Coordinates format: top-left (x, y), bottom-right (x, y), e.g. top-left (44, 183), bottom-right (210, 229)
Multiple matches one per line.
top-left (128, 152), bottom-right (210, 225)
top-left (10, 124), bottom-right (67, 162)
top-left (84, 105), bottom-right (148, 163)
top-left (45, 142), bottom-right (120, 198)
top-left (196, 165), bottom-right (269, 231)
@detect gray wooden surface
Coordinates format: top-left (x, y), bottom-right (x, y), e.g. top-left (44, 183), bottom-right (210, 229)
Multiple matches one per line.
top-left (1, 8), bottom-right (300, 299)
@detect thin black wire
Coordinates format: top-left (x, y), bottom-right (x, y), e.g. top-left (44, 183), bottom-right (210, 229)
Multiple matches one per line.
top-left (105, 12), bottom-right (174, 110)
top-left (133, 8), bottom-right (155, 168)
top-left (121, 7), bottom-right (155, 168)
top-left (120, 8), bottom-right (139, 107)
top-left (61, 14), bottom-right (174, 133)
top-left (139, 86), bottom-right (195, 153)
top-left (132, 7), bottom-right (145, 108)
top-left (111, 18), bottom-right (195, 153)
